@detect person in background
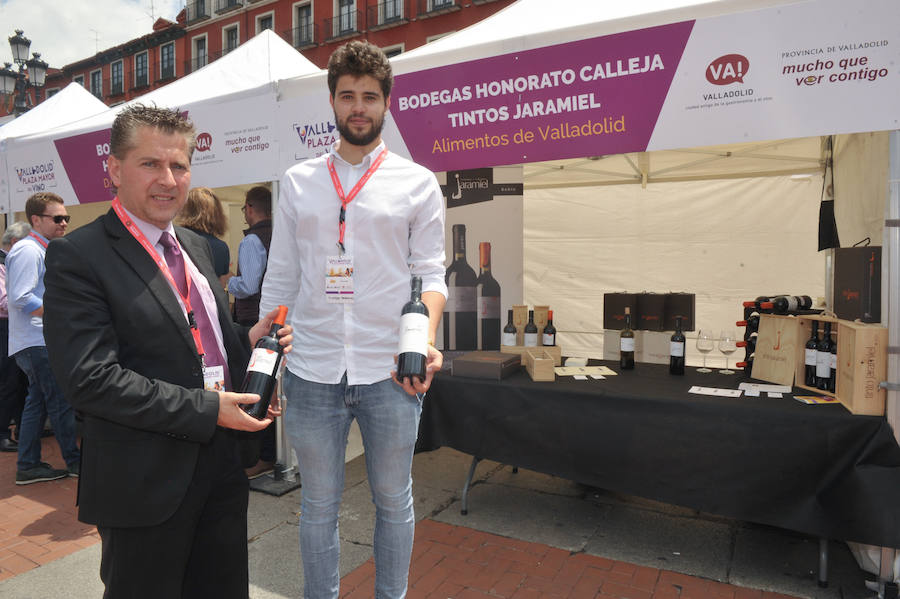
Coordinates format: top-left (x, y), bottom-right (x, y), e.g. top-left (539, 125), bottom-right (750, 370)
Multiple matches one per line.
top-left (221, 185), bottom-right (275, 480)
top-left (179, 187), bottom-right (231, 278)
top-left (7, 192), bottom-right (80, 484)
top-left (0, 221), bottom-right (32, 452)
top-left (42, 104), bottom-right (292, 598)
top-left (260, 41), bottom-right (447, 599)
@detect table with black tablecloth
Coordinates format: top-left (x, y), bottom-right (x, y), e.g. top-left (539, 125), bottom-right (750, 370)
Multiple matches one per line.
top-left (416, 360), bottom-right (900, 550)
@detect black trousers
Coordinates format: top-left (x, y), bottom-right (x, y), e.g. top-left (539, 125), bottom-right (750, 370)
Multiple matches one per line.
top-left (0, 318), bottom-right (27, 438)
top-left (97, 430), bottom-right (250, 599)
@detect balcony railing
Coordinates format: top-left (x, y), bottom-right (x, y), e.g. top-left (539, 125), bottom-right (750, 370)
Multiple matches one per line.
top-left (157, 62), bottom-right (176, 82)
top-left (184, 55), bottom-right (208, 74)
top-left (132, 72), bottom-right (149, 90)
top-left (186, 0), bottom-right (211, 22)
top-left (368, 0), bottom-right (408, 30)
top-left (215, 0), bottom-right (243, 14)
top-left (417, 0), bottom-right (458, 17)
top-left (109, 78), bottom-right (124, 96)
top-left (324, 10), bottom-right (361, 40)
top-left (281, 22), bottom-right (317, 49)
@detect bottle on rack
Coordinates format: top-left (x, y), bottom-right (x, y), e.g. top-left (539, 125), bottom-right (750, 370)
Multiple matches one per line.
top-left (736, 353), bottom-right (754, 377)
top-left (542, 310), bottom-right (557, 346)
top-left (829, 331), bottom-right (837, 393)
top-left (620, 307), bottom-right (635, 370)
top-left (397, 276), bottom-right (430, 383)
top-left (804, 321), bottom-right (819, 387)
top-left (816, 321), bottom-right (833, 391)
top-left (742, 299), bottom-right (774, 319)
top-left (443, 224), bottom-right (477, 351)
top-left (502, 309), bottom-right (517, 346)
top-left (736, 334), bottom-right (758, 354)
top-left (771, 295), bottom-right (813, 314)
top-left (669, 315), bottom-right (685, 375)
top-left (524, 310), bottom-right (538, 347)
top-left (241, 305), bottom-right (288, 419)
top-left (475, 242), bottom-right (501, 350)
top-left (736, 314), bottom-right (761, 337)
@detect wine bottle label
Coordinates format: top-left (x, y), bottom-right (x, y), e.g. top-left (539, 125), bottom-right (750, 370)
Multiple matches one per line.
top-left (477, 296), bottom-right (500, 318)
top-left (830, 353), bottom-right (837, 369)
top-left (398, 313), bottom-right (429, 356)
top-left (542, 333), bottom-right (555, 346)
top-left (502, 332), bottom-right (517, 346)
top-left (524, 332), bottom-right (538, 346)
top-left (787, 297), bottom-right (799, 311)
top-left (247, 347), bottom-right (279, 376)
top-left (816, 351), bottom-right (831, 378)
top-left (805, 349), bottom-right (817, 366)
top-left (670, 341), bottom-right (684, 357)
top-left (620, 337), bottom-right (635, 352)
top-left (446, 286), bottom-right (476, 311)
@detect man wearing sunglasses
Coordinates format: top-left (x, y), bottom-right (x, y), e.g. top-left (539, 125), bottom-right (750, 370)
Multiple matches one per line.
top-left (6, 192), bottom-right (80, 485)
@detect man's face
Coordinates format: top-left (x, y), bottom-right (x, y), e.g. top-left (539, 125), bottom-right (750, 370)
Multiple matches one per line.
top-left (109, 126), bottom-right (192, 230)
top-left (330, 74), bottom-right (390, 148)
top-left (31, 201), bottom-right (69, 240)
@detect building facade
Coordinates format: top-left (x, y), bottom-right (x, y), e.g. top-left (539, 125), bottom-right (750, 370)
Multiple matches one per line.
top-left (4, 0), bottom-right (513, 116)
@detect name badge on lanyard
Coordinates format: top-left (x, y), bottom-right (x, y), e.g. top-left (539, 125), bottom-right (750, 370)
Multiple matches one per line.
top-left (324, 148), bottom-right (388, 304)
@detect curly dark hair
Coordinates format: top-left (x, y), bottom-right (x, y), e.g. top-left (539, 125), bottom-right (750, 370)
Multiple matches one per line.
top-left (110, 103), bottom-right (196, 160)
top-left (327, 41), bottom-right (393, 99)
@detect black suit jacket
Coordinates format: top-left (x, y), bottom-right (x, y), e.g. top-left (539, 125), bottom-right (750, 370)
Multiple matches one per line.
top-left (43, 209), bottom-right (251, 528)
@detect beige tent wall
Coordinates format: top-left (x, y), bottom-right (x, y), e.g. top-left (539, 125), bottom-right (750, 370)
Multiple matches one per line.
top-left (834, 132), bottom-right (890, 248)
top-left (524, 174), bottom-right (827, 366)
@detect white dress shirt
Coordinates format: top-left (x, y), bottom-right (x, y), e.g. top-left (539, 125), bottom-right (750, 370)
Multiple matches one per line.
top-left (260, 142), bottom-right (447, 385)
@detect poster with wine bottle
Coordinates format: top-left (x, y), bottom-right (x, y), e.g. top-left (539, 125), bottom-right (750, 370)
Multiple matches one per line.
top-left (435, 165), bottom-right (524, 351)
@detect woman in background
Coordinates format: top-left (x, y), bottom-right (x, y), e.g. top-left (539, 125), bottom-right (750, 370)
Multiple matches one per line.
top-left (179, 187), bottom-right (231, 277)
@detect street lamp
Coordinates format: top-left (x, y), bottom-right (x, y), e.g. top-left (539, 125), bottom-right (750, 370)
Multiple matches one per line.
top-left (0, 30), bottom-right (49, 117)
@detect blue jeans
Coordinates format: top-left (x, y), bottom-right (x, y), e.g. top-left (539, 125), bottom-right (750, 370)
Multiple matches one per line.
top-left (283, 370), bottom-right (422, 599)
top-left (14, 346), bottom-right (80, 471)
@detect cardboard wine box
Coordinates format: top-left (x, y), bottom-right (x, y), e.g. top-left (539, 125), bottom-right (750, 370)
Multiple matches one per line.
top-left (752, 314), bottom-right (803, 387)
top-left (637, 293), bottom-right (666, 331)
top-left (640, 331), bottom-right (673, 365)
top-left (524, 348), bottom-right (555, 382)
top-left (452, 351), bottom-right (521, 380)
top-left (603, 330), bottom-right (644, 362)
top-left (833, 246), bottom-right (881, 323)
top-left (603, 293), bottom-right (638, 330)
top-left (512, 304), bottom-right (529, 346)
top-left (664, 293), bottom-right (696, 331)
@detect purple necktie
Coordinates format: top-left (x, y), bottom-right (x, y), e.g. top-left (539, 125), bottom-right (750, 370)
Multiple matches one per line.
top-left (159, 232), bottom-right (230, 389)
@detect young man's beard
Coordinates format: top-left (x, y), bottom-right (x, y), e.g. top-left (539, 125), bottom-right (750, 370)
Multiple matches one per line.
top-left (336, 112), bottom-right (385, 147)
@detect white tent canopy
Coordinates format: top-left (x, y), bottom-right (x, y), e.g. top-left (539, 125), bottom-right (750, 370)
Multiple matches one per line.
top-left (0, 82), bottom-right (108, 140)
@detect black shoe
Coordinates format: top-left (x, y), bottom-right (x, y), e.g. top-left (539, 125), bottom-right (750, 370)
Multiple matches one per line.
top-left (67, 463), bottom-right (79, 478)
top-left (0, 438), bottom-right (17, 452)
top-left (16, 463), bottom-right (69, 485)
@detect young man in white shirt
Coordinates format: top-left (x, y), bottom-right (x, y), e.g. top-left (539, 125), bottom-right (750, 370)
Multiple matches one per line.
top-left (260, 41), bottom-right (447, 598)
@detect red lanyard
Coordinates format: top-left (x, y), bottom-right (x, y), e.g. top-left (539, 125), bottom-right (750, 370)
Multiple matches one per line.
top-left (111, 197), bottom-right (206, 360)
top-left (28, 233), bottom-right (48, 249)
top-left (326, 148), bottom-right (388, 253)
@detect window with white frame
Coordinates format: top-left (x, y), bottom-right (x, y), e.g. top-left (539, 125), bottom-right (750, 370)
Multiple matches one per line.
top-left (224, 24), bottom-right (239, 53)
top-left (111, 60), bottom-right (123, 95)
top-left (90, 69), bottom-right (102, 98)
top-left (382, 44), bottom-right (403, 58)
top-left (193, 35), bottom-right (208, 71)
top-left (380, 0), bottom-right (402, 23)
top-left (160, 42), bottom-right (175, 79)
top-left (73, 75), bottom-right (85, 87)
top-left (134, 52), bottom-right (148, 87)
top-left (256, 12), bottom-right (274, 33)
top-left (293, 2), bottom-right (312, 46)
top-left (338, 0), bottom-right (355, 34)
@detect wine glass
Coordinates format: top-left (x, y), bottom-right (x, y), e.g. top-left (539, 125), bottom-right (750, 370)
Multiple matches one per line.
top-left (718, 329), bottom-right (738, 374)
top-left (696, 329), bottom-right (714, 373)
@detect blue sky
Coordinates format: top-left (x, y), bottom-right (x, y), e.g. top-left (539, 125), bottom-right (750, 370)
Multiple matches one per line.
top-left (1, 0), bottom-right (183, 69)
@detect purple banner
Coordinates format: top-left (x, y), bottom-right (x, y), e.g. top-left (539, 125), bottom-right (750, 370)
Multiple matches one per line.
top-left (390, 21), bottom-right (694, 172)
top-left (54, 129), bottom-right (114, 203)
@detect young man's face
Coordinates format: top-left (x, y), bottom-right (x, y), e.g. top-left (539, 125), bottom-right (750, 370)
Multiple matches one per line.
top-left (30, 201), bottom-right (69, 240)
top-left (330, 74), bottom-right (390, 148)
top-left (109, 126), bottom-right (192, 230)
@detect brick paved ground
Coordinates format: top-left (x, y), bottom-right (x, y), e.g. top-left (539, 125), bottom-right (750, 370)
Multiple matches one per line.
top-left (340, 520), bottom-right (801, 599)
top-left (0, 436), bottom-right (99, 582)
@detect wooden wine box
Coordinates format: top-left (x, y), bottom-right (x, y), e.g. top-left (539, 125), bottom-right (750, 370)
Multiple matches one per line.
top-left (501, 344), bottom-right (562, 366)
top-left (452, 351), bottom-right (521, 380)
top-left (524, 348), bottom-right (555, 382)
top-left (754, 314), bottom-right (887, 415)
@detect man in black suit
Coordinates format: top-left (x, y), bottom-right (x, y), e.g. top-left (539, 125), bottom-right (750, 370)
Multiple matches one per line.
top-left (43, 104), bottom-right (292, 599)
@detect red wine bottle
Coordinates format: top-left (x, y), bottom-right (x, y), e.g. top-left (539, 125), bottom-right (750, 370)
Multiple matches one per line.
top-left (502, 309), bottom-right (517, 346)
top-left (241, 305), bottom-right (288, 419)
top-left (620, 307), bottom-right (635, 370)
top-left (829, 331), bottom-right (837, 393)
top-left (542, 310), bottom-right (556, 346)
top-left (772, 295), bottom-right (813, 314)
top-left (443, 224), bottom-right (477, 350)
top-left (669, 315), bottom-right (685, 375)
top-left (736, 353), bottom-right (754, 376)
top-left (816, 322), bottom-right (833, 391)
top-left (804, 321), bottom-right (819, 386)
top-left (398, 276), bottom-right (430, 383)
top-left (524, 309), bottom-right (538, 347)
top-left (476, 242), bottom-right (501, 350)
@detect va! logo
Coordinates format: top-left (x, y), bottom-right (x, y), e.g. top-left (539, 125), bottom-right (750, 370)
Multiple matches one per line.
top-left (196, 133), bottom-right (213, 152)
top-left (294, 121), bottom-right (336, 143)
top-left (706, 54), bottom-right (749, 85)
